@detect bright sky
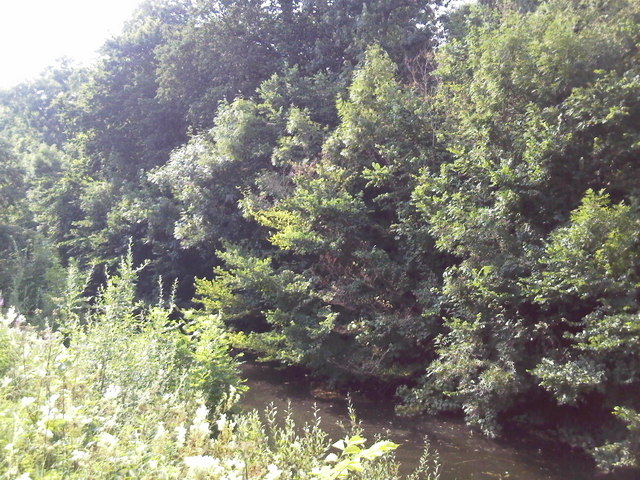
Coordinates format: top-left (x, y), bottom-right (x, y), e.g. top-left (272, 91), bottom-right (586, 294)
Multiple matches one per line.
top-left (0, 0), bottom-right (145, 89)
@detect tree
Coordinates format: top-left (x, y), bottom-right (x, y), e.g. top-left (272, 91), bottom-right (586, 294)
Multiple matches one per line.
top-left (70, 5), bottom-right (188, 182)
top-left (197, 47), bottom-right (446, 380)
top-left (156, 0), bottom-right (442, 130)
top-left (408, 0), bottom-right (640, 467)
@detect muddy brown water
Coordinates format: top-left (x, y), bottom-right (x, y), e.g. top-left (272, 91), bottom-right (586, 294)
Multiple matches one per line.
top-left (239, 362), bottom-right (636, 480)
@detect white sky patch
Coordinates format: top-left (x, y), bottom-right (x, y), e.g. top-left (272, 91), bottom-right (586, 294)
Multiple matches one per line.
top-left (0, 0), bottom-right (144, 89)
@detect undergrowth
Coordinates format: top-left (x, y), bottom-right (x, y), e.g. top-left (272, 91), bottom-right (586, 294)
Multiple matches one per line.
top-left (0, 253), bottom-right (440, 480)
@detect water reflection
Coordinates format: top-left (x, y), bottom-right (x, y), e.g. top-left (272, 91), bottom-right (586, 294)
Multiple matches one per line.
top-left (239, 362), bottom-right (635, 480)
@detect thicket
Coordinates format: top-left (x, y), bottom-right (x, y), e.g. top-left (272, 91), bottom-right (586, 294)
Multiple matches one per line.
top-left (0, 0), bottom-right (638, 473)
top-left (0, 255), bottom-right (439, 480)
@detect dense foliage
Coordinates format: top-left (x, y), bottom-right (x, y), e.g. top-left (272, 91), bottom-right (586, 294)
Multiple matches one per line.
top-left (408, 0), bottom-right (640, 467)
top-left (0, 258), bottom-right (432, 480)
top-left (1, 0), bottom-right (639, 473)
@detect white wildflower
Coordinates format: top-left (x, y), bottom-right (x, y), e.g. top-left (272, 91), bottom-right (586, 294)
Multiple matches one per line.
top-left (154, 422), bottom-right (167, 441)
top-left (175, 424), bottom-right (187, 447)
top-left (39, 407), bottom-right (59, 420)
top-left (77, 414), bottom-right (93, 426)
top-left (184, 455), bottom-right (221, 474)
top-left (134, 441), bottom-right (147, 455)
top-left (103, 385), bottom-right (121, 400)
top-left (188, 405), bottom-right (211, 440)
top-left (103, 417), bottom-right (117, 429)
top-left (216, 413), bottom-right (227, 432)
top-left (216, 413), bottom-right (236, 433)
top-left (14, 473), bottom-right (31, 480)
top-left (70, 450), bottom-right (89, 463)
top-left (195, 404), bottom-right (208, 421)
top-left (19, 397), bottom-right (36, 408)
top-left (190, 419), bottom-right (210, 438)
top-left (96, 432), bottom-right (118, 449)
top-left (264, 464), bottom-right (283, 480)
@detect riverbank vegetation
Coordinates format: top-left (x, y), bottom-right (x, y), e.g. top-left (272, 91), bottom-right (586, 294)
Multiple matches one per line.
top-left (1, 0), bottom-right (639, 475)
top-left (0, 256), bottom-right (439, 480)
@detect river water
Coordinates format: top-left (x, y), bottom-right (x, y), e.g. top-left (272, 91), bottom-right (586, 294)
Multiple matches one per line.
top-left (239, 362), bottom-right (636, 480)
